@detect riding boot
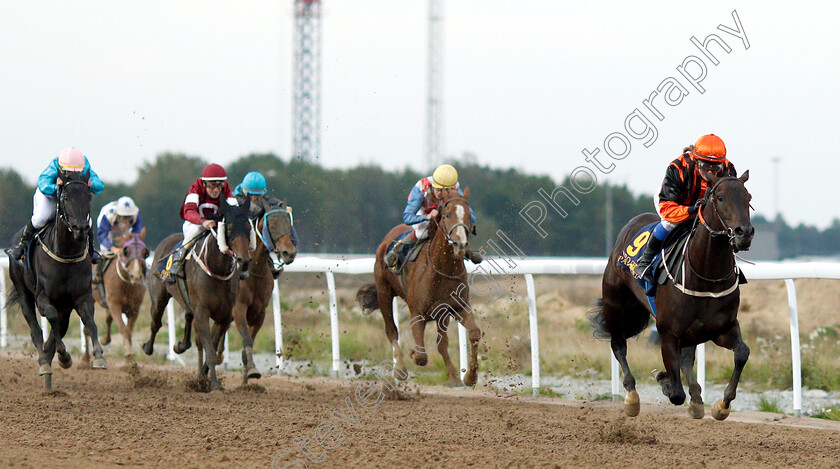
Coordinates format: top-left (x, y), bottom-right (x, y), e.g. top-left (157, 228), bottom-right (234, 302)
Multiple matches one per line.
top-left (465, 249), bottom-right (484, 264)
top-left (88, 226), bottom-right (101, 264)
top-left (92, 260), bottom-right (105, 284)
top-left (165, 241), bottom-right (192, 283)
top-left (636, 236), bottom-right (664, 283)
top-left (9, 221), bottom-right (37, 261)
top-left (384, 239), bottom-right (414, 268)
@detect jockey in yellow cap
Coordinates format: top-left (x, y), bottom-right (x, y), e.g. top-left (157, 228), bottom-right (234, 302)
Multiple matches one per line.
top-left (384, 164), bottom-right (483, 268)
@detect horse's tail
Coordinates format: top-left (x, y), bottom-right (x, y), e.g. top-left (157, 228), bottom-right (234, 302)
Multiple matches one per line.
top-left (6, 287), bottom-right (20, 311)
top-left (587, 298), bottom-right (651, 341)
top-left (587, 298), bottom-right (611, 340)
top-left (356, 283), bottom-right (379, 315)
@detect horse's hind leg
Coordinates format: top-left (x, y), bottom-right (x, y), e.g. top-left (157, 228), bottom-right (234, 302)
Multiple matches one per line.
top-left (108, 301), bottom-right (132, 357)
top-left (710, 323), bottom-right (750, 421)
top-left (77, 296), bottom-right (107, 370)
top-left (598, 294), bottom-right (642, 417)
top-left (436, 315), bottom-right (462, 387)
top-left (18, 289), bottom-right (46, 370)
top-left (143, 282), bottom-right (170, 355)
top-left (378, 286), bottom-right (407, 380)
top-left (234, 305), bottom-right (260, 383)
top-left (680, 345), bottom-right (704, 419)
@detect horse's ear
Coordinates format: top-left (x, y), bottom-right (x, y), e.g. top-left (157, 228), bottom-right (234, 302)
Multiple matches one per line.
top-left (739, 170), bottom-right (749, 184)
top-left (463, 186), bottom-right (470, 202)
top-left (241, 196), bottom-right (251, 212)
top-left (139, 226), bottom-right (147, 240)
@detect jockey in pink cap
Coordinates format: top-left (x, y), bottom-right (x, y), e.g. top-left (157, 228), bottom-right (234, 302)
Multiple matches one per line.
top-left (8, 147), bottom-right (105, 262)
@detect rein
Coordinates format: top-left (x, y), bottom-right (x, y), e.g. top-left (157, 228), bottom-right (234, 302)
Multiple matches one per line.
top-left (254, 208), bottom-right (293, 270)
top-left (42, 179), bottom-right (91, 263)
top-left (188, 228), bottom-right (236, 281)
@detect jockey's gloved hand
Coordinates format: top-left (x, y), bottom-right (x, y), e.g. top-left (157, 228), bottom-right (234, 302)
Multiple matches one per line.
top-left (688, 198), bottom-right (707, 216)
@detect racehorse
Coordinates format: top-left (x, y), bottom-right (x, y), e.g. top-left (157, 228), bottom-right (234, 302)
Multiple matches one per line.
top-left (91, 231), bottom-right (149, 362)
top-left (231, 201), bottom-right (297, 383)
top-left (6, 172), bottom-right (107, 389)
top-left (357, 187), bottom-right (482, 386)
top-left (142, 198), bottom-right (253, 391)
top-left (589, 171), bottom-right (754, 420)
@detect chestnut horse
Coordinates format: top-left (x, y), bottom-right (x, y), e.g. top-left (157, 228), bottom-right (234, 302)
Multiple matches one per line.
top-left (357, 187), bottom-right (482, 386)
top-left (589, 171), bottom-right (754, 420)
top-left (91, 231), bottom-right (149, 362)
top-left (228, 202), bottom-right (297, 383)
top-left (142, 199), bottom-right (252, 391)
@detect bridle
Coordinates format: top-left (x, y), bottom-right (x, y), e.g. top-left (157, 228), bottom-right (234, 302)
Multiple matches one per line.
top-left (697, 176), bottom-right (749, 251)
top-left (40, 179), bottom-right (90, 263)
top-left (253, 207), bottom-right (293, 270)
top-left (56, 179), bottom-right (91, 234)
top-left (115, 236), bottom-right (147, 285)
top-left (426, 196), bottom-right (472, 280)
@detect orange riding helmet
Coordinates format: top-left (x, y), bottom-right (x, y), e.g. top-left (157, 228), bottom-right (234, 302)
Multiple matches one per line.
top-left (689, 134), bottom-right (727, 162)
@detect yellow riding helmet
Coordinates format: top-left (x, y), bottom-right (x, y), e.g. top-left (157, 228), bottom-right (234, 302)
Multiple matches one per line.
top-left (431, 164), bottom-right (458, 188)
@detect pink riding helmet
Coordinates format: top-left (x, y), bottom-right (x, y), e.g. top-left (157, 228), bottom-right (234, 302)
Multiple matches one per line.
top-left (58, 147), bottom-right (85, 172)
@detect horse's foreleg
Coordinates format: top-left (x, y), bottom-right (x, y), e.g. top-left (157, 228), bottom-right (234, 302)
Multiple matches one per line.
top-left (78, 296), bottom-right (107, 370)
top-left (234, 305), bottom-right (259, 383)
top-left (211, 321), bottom-right (225, 365)
top-left (194, 311), bottom-right (221, 392)
top-left (108, 302), bottom-right (132, 357)
top-left (680, 345), bottom-right (704, 419)
top-left (408, 315), bottom-right (428, 367)
top-left (656, 333), bottom-right (686, 406)
top-left (454, 309), bottom-right (482, 387)
top-left (436, 315), bottom-right (462, 386)
top-left (175, 312), bottom-right (194, 354)
top-left (101, 312), bottom-right (113, 345)
top-left (55, 311), bottom-right (73, 369)
top-left (379, 290), bottom-right (407, 379)
top-left (711, 323), bottom-right (749, 421)
top-left (34, 292), bottom-right (58, 377)
top-left (143, 285), bottom-right (170, 356)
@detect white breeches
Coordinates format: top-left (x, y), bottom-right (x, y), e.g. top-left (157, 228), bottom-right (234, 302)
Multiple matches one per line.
top-left (31, 189), bottom-right (57, 229)
top-left (411, 208), bottom-right (430, 240)
top-left (182, 221), bottom-right (207, 245)
top-left (653, 194), bottom-right (677, 231)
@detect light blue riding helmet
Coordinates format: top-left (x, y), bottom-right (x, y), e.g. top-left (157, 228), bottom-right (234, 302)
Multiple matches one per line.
top-left (241, 171), bottom-right (267, 195)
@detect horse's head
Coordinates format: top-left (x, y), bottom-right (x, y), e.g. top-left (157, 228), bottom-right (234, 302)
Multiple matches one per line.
top-left (437, 187), bottom-right (473, 259)
top-left (260, 201), bottom-right (297, 265)
top-left (119, 231), bottom-right (150, 284)
top-left (217, 197), bottom-right (253, 277)
top-left (57, 172), bottom-right (92, 242)
top-left (703, 170), bottom-right (754, 251)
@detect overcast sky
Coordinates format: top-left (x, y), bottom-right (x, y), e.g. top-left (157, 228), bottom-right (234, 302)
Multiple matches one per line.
top-left (1, 1), bottom-right (838, 228)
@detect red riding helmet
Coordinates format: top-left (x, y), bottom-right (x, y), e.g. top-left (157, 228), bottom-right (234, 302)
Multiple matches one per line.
top-left (690, 134), bottom-right (727, 162)
top-left (200, 163), bottom-right (227, 181)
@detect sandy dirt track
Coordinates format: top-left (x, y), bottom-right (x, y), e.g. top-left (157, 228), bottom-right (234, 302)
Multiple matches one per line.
top-left (1, 352), bottom-right (839, 468)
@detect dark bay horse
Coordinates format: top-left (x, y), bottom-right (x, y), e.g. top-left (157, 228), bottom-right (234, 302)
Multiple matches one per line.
top-left (142, 199), bottom-right (252, 391)
top-left (589, 171), bottom-right (754, 420)
top-left (91, 231), bottom-right (149, 362)
top-left (7, 173), bottom-right (107, 389)
top-left (357, 187), bottom-right (482, 386)
top-left (232, 202), bottom-right (297, 383)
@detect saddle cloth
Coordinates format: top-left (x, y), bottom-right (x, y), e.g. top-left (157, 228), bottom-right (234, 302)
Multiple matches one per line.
top-left (616, 222), bottom-right (691, 298)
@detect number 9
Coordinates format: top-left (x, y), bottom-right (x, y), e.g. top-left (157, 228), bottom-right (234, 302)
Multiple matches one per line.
top-left (626, 231), bottom-right (650, 257)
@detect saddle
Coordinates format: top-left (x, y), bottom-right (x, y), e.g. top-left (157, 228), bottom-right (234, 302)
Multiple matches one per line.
top-left (153, 236), bottom-right (206, 313)
top-left (385, 233), bottom-right (428, 275)
top-left (617, 222), bottom-right (692, 297)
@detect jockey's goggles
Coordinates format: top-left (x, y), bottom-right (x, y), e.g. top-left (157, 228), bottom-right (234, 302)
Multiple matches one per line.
top-left (697, 161), bottom-right (723, 174)
top-left (204, 180), bottom-right (225, 189)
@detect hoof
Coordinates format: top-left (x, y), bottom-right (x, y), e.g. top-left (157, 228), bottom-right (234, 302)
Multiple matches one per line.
top-left (101, 336), bottom-right (111, 346)
top-left (174, 342), bottom-right (190, 354)
top-left (688, 401), bottom-right (705, 419)
top-left (394, 363), bottom-right (409, 381)
top-left (463, 369), bottom-right (477, 387)
top-left (39, 364), bottom-right (53, 376)
top-left (712, 400), bottom-right (730, 421)
top-left (412, 353), bottom-right (428, 367)
top-left (624, 390), bottom-right (640, 417)
top-left (92, 358), bottom-right (108, 370)
top-left (58, 353), bottom-right (73, 369)
top-left (142, 341), bottom-right (154, 356)
top-left (246, 368), bottom-right (262, 380)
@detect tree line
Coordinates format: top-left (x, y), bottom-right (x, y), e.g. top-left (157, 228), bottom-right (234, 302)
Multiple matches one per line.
top-left (0, 153), bottom-right (835, 259)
